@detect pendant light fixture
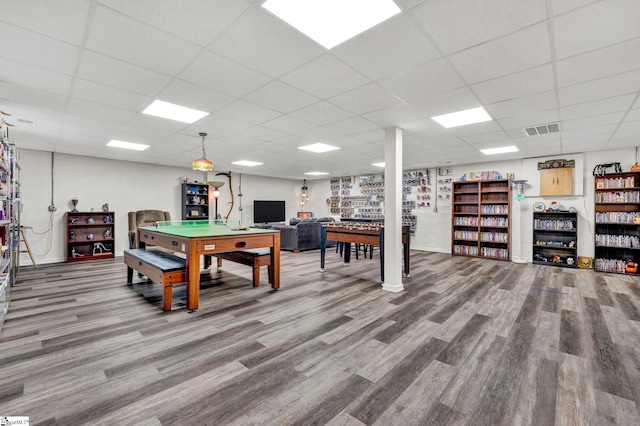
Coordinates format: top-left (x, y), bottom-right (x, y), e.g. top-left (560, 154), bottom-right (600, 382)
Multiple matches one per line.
top-left (192, 132), bottom-right (213, 172)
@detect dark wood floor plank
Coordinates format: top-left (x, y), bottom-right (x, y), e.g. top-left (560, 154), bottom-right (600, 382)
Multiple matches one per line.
top-left (347, 337), bottom-right (448, 425)
top-left (560, 309), bottom-right (586, 357)
top-left (582, 296), bottom-right (635, 401)
top-left (0, 254), bottom-right (639, 424)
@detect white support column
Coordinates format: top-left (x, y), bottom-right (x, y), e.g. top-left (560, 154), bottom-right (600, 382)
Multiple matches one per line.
top-left (382, 127), bottom-right (404, 292)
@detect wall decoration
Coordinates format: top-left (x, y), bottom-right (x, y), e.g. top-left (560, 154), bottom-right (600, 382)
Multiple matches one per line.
top-left (538, 159), bottom-right (575, 196)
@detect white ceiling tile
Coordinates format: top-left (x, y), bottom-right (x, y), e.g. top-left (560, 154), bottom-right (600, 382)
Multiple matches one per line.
top-left (378, 59), bottom-right (465, 102)
top-left (558, 69), bottom-right (640, 106)
top-left (550, 0), bottom-right (595, 16)
top-left (617, 120), bottom-right (640, 133)
top-left (498, 109), bottom-right (560, 131)
top-left (280, 54), bottom-right (370, 99)
top-left (261, 115), bottom-right (317, 135)
top-left (462, 131), bottom-right (511, 145)
top-left (449, 121), bottom-right (503, 137)
top-left (289, 102), bottom-right (353, 126)
top-left (78, 51), bottom-right (172, 96)
top-left (0, 24), bottom-right (79, 75)
top-left (626, 108), bottom-right (640, 122)
top-left (72, 79), bottom-right (151, 111)
top-left (184, 114), bottom-right (253, 138)
top-left (563, 112), bottom-right (626, 132)
top-left (409, 87), bottom-right (481, 118)
top-left (0, 100), bottom-right (65, 123)
top-left (88, 6), bottom-right (201, 75)
top-left (154, 79), bottom-right (235, 114)
top-left (216, 100), bottom-right (281, 125)
top-left (0, 0), bottom-right (90, 44)
top-left (400, 118), bottom-right (450, 135)
top-left (210, 7), bottom-right (324, 78)
top-left (96, 0), bottom-right (252, 46)
top-left (66, 99), bottom-right (136, 123)
top-left (0, 58), bottom-right (72, 96)
top-left (449, 23), bottom-right (551, 84)
top-left (244, 81), bottom-right (319, 114)
top-left (362, 104), bottom-right (425, 128)
top-left (125, 113), bottom-right (191, 134)
top-left (560, 94), bottom-right (636, 121)
top-left (333, 15), bottom-right (439, 80)
top-left (473, 65), bottom-right (554, 105)
top-left (329, 84), bottom-right (403, 115)
top-left (325, 116), bottom-right (380, 135)
top-left (553, 0), bottom-right (640, 59)
top-left (412, 0), bottom-right (546, 54)
top-left (296, 126), bottom-right (344, 143)
top-left (0, 83), bottom-right (67, 111)
top-left (487, 91), bottom-right (557, 119)
top-left (180, 51), bottom-right (271, 97)
top-left (557, 38), bottom-right (640, 87)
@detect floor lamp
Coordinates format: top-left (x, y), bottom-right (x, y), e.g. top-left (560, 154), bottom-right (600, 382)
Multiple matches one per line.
top-left (208, 181), bottom-right (225, 220)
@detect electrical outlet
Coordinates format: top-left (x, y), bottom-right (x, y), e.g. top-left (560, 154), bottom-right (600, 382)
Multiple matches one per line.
top-left (48, 204), bottom-right (57, 212)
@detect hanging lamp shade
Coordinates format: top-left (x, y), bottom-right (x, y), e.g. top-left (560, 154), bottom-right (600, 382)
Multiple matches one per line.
top-left (192, 132), bottom-right (213, 171)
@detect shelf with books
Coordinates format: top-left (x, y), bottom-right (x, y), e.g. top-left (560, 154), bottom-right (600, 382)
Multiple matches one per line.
top-left (594, 172), bottom-right (640, 274)
top-left (452, 179), bottom-right (510, 261)
top-left (532, 211), bottom-right (577, 268)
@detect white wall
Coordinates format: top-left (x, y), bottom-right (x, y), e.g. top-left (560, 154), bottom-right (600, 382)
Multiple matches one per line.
top-left (20, 149), bottom-right (302, 265)
top-left (19, 146), bottom-right (639, 265)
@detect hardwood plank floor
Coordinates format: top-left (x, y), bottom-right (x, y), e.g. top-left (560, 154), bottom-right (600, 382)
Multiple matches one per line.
top-left (1, 250), bottom-right (640, 425)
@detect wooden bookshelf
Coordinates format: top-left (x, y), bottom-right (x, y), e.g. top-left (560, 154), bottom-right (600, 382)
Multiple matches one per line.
top-left (594, 172), bottom-right (640, 274)
top-left (452, 179), bottom-right (511, 261)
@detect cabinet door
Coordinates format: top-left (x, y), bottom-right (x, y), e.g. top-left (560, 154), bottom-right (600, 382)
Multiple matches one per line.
top-left (540, 168), bottom-right (572, 196)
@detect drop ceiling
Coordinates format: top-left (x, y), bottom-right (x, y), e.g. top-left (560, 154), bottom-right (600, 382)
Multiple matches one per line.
top-left (1, 0), bottom-right (639, 180)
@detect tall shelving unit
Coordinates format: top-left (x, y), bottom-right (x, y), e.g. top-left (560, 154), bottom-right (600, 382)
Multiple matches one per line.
top-left (452, 179), bottom-right (511, 261)
top-left (594, 172), bottom-right (640, 274)
top-left (0, 118), bottom-right (19, 330)
top-left (532, 211), bottom-right (578, 268)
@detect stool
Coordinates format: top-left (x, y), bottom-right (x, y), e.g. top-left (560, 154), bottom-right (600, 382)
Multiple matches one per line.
top-left (19, 226), bottom-right (37, 267)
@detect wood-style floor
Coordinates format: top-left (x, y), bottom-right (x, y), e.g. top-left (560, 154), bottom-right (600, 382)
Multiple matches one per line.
top-left (1, 249), bottom-right (640, 425)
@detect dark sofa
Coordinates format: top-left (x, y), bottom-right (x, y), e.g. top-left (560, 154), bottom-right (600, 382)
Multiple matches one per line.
top-left (271, 217), bottom-right (335, 252)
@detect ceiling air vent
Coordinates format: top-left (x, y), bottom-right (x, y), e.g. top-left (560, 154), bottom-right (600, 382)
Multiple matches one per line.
top-left (523, 122), bottom-right (560, 137)
top-left (16, 117), bottom-right (36, 126)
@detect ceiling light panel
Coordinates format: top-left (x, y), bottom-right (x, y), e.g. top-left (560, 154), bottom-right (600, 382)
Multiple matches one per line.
top-left (298, 143), bottom-right (340, 153)
top-left (262, 0), bottom-right (401, 49)
top-left (480, 146), bottom-right (519, 155)
top-left (142, 100), bottom-right (209, 124)
top-left (372, 162), bottom-right (385, 167)
top-left (107, 140), bottom-right (150, 151)
top-left (432, 106), bottom-right (492, 128)
top-left (305, 171), bottom-right (329, 175)
top-left (232, 160), bottom-right (264, 166)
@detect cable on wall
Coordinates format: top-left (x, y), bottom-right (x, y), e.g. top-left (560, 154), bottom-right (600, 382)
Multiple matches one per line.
top-left (238, 173), bottom-right (243, 225)
top-left (31, 151), bottom-right (55, 256)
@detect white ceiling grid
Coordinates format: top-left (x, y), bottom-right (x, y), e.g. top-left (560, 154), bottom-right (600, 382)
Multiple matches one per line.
top-left (0, 0), bottom-right (638, 179)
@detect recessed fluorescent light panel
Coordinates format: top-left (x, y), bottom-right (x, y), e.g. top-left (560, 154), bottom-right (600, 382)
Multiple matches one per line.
top-left (480, 146), bottom-right (519, 155)
top-left (142, 100), bottom-right (209, 124)
top-left (232, 160), bottom-right (263, 167)
top-left (262, 0), bottom-right (401, 49)
top-left (372, 162), bottom-right (385, 167)
top-left (431, 107), bottom-right (492, 129)
top-left (107, 140), bottom-right (149, 151)
top-left (305, 172), bottom-right (329, 176)
top-left (298, 143), bottom-right (340, 153)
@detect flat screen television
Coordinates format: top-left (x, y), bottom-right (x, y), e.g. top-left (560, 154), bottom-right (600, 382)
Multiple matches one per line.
top-left (254, 200), bottom-right (286, 224)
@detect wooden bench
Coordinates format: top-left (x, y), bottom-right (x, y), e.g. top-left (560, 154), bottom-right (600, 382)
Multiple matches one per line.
top-left (124, 248), bottom-right (186, 311)
top-left (205, 249), bottom-right (272, 287)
